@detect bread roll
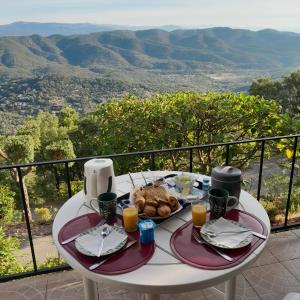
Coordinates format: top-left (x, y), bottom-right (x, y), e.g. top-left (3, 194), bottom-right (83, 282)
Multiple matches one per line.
top-left (158, 205), bottom-right (171, 217)
top-left (143, 205), bottom-right (157, 217)
top-left (145, 198), bottom-right (159, 207)
top-left (135, 196), bottom-right (145, 213)
top-left (167, 195), bottom-right (179, 212)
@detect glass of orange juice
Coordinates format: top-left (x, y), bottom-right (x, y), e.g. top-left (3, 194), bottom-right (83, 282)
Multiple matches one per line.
top-left (123, 206), bottom-right (138, 232)
top-left (191, 199), bottom-right (207, 227)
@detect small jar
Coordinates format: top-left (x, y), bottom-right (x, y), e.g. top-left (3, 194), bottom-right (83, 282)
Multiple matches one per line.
top-left (138, 219), bottom-right (156, 244)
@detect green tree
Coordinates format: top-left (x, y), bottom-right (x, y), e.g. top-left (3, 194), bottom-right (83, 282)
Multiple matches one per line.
top-left (1, 135), bottom-right (34, 221)
top-left (58, 107), bottom-right (79, 132)
top-left (249, 69), bottom-right (300, 113)
top-left (0, 186), bottom-right (15, 224)
top-left (0, 112), bottom-right (76, 221)
top-left (72, 91), bottom-right (283, 173)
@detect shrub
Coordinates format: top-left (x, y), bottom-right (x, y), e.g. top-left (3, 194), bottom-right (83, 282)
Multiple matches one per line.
top-left (34, 207), bottom-right (52, 224)
top-left (0, 185), bottom-right (15, 225)
top-left (0, 227), bottom-right (23, 275)
top-left (38, 257), bottom-right (65, 269)
top-left (58, 180), bottom-right (83, 202)
top-left (260, 199), bottom-right (279, 222)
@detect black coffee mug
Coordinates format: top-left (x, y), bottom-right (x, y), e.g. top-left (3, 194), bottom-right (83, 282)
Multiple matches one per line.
top-left (208, 188), bottom-right (238, 218)
top-left (89, 192), bottom-right (117, 222)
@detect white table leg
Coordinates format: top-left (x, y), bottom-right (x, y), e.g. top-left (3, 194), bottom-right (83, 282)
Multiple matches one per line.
top-left (83, 277), bottom-right (98, 300)
top-left (144, 293), bottom-right (160, 300)
top-left (225, 276), bottom-right (236, 300)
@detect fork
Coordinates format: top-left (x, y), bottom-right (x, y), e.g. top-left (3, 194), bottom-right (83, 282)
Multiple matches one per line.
top-left (192, 231), bottom-right (234, 262)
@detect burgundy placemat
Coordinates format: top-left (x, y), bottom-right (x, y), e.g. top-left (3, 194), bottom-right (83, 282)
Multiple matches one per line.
top-left (170, 209), bottom-right (268, 270)
top-left (58, 213), bottom-right (155, 275)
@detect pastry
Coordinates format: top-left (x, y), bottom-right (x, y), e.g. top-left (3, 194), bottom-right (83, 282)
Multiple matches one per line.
top-left (143, 205), bottom-right (157, 217)
top-left (157, 205), bottom-right (171, 217)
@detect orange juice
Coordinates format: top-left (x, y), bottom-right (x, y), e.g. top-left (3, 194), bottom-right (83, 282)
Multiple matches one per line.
top-left (192, 204), bottom-right (206, 227)
top-left (123, 207), bottom-right (138, 232)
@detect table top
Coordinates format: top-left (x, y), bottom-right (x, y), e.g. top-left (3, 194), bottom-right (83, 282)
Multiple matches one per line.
top-left (52, 171), bottom-right (270, 294)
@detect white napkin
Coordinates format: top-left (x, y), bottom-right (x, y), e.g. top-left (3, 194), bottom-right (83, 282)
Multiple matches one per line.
top-left (76, 225), bottom-right (127, 256)
top-left (202, 218), bottom-right (251, 248)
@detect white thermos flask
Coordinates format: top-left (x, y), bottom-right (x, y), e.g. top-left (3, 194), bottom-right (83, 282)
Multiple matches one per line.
top-left (83, 158), bottom-right (116, 203)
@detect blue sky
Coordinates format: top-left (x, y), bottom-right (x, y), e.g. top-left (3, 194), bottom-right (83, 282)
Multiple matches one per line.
top-left (0, 0), bottom-right (300, 31)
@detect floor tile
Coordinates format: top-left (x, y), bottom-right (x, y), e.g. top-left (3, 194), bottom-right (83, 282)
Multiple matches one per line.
top-left (0, 274), bottom-right (47, 300)
top-left (243, 262), bottom-right (300, 300)
top-left (161, 290), bottom-right (206, 300)
top-left (46, 271), bottom-right (84, 300)
top-left (203, 275), bottom-right (259, 300)
top-left (249, 248), bottom-right (278, 268)
top-left (268, 234), bottom-right (300, 261)
top-left (291, 228), bottom-right (300, 238)
top-left (282, 258), bottom-right (300, 281)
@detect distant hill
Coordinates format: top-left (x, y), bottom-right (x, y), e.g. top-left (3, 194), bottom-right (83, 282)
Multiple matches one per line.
top-left (0, 22), bottom-right (180, 37)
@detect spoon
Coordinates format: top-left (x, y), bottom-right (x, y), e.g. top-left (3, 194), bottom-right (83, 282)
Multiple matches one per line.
top-left (97, 225), bottom-right (111, 257)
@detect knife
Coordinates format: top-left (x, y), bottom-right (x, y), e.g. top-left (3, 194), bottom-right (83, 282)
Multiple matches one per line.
top-left (61, 219), bottom-right (106, 245)
top-left (251, 231), bottom-right (267, 240)
top-left (89, 239), bottom-right (138, 270)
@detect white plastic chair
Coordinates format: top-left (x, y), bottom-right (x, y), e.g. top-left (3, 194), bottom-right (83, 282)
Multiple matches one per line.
top-left (283, 293), bottom-right (300, 300)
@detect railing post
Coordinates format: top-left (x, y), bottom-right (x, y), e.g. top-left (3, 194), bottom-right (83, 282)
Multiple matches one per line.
top-left (64, 162), bottom-right (72, 198)
top-left (284, 136), bottom-right (298, 227)
top-left (151, 153), bottom-right (156, 170)
top-left (257, 140), bottom-right (265, 201)
top-left (189, 149), bottom-right (193, 173)
top-left (16, 167), bottom-right (38, 272)
top-left (225, 144), bottom-right (230, 165)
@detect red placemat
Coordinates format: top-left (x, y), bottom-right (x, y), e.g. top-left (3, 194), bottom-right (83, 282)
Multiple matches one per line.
top-left (58, 213), bottom-right (155, 275)
top-left (170, 209), bottom-right (268, 270)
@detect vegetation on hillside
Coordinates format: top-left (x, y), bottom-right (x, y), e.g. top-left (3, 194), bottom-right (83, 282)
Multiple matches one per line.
top-left (249, 69), bottom-right (300, 113)
top-left (1, 27), bottom-right (300, 124)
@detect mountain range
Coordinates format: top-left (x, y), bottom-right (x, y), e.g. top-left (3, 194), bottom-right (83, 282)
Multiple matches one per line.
top-left (1, 27), bottom-right (300, 77)
top-left (1, 26), bottom-right (300, 124)
top-left (0, 22), bottom-right (180, 37)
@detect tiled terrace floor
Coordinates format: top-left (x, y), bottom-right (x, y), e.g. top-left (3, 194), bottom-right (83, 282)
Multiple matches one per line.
top-left (2, 229), bottom-right (300, 300)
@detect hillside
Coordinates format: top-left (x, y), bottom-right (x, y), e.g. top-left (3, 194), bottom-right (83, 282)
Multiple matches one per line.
top-left (1, 27), bottom-right (300, 126)
top-left (1, 28), bottom-right (300, 75)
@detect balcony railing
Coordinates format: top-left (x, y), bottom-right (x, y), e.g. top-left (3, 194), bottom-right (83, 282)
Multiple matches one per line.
top-left (0, 134), bottom-right (300, 282)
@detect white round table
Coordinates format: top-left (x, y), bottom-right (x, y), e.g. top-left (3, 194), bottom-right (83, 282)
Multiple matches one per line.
top-left (53, 171), bottom-right (270, 300)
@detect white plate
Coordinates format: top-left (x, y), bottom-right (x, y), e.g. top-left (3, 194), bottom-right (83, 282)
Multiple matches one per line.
top-left (200, 219), bottom-right (253, 249)
top-left (75, 225), bottom-right (127, 257)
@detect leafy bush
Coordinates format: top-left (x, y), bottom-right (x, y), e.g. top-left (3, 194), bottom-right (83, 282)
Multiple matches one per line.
top-left (34, 207), bottom-right (52, 224)
top-left (0, 227), bottom-right (23, 275)
top-left (0, 185), bottom-right (15, 224)
top-left (260, 199), bottom-right (279, 222)
top-left (38, 257), bottom-right (65, 269)
top-left (58, 180), bottom-right (83, 202)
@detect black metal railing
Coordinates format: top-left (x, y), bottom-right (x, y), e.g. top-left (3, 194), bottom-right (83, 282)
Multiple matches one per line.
top-left (1, 134), bottom-right (300, 282)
